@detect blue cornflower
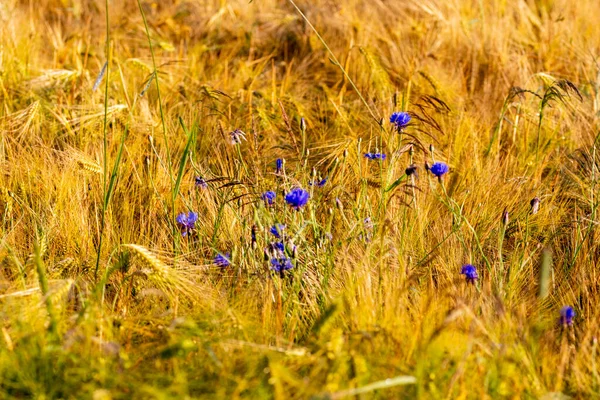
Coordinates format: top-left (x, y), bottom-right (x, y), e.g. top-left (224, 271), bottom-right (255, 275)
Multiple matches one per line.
top-left (271, 257), bottom-right (294, 273)
top-left (276, 158), bottom-right (284, 174)
top-left (309, 177), bottom-right (328, 187)
top-left (285, 188), bottom-right (310, 210)
top-left (265, 242), bottom-right (285, 260)
top-left (273, 241), bottom-right (285, 252)
top-left (461, 264), bottom-right (478, 284)
top-left (430, 162), bottom-right (449, 178)
top-left (195, 176), bottom-right (208, 189)
top-left (214, 253), bottom-right (231, 268)
top-left (176, 211), bottom-right (198, 237)
top-left (270, 224), bottom-right (286, 238)
top-left (261, 191), bottom-right (276, 206)
top-left (560, 306), bottom-right (575, 326)
top-left (390, 111), bottom-right (411, 131)
top-left (364, 153), bottom-right (386, 160)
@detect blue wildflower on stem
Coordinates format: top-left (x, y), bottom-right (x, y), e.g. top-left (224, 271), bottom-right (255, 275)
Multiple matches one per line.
top-left (271, 257), bottom-right (294, 274)
top-left (429, 162), bottom-right (449, 178)
top-left (461, 264), bottom-right (478, 284)
top-left (309, 177), bottom-right (328, 187)
top-left (285, 188), bottom-right (310, 210)
top-left (195, 176), bottom-right (208, 189)
top-left (214, 253), bottom-right (231, 268)
top-left (264, 241), bottom-right (285, 260)
top-left (261, 191), bottom-right (276, 206)
top-left (270, 224), bottom-right (286, 238)
top-left (560, 306), bottom-right (575, 326)
top-left (364, 153), bottom-right (386, 160)
top-left (176, 211), bottom-right (198, 237)
top-left (390, 111), bottom-right (411, 131)
top-left (276, 158), bottom-right (284, 174)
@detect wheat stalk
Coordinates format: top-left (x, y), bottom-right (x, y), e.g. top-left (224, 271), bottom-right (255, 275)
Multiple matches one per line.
top-left (76, 159), bottom-right (103, 175)
top-left (122, 244), bottom-right (198, 301)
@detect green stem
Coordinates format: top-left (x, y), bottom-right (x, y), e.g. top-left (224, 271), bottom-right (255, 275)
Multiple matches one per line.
top-left (499, 224), bottom-right (506, 292)
top-left (94, 0), bottom-right (110, 282)
top-left (136, 0), bottom-right (176, 251)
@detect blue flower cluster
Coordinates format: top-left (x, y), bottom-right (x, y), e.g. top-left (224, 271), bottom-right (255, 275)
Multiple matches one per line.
top-left (390, 111), bottom-right (411, 131)
top-left (460, 264), bottom-right (478, 284)
top-left (430, 162), bottom-right (449, 177)
top-left (309, 177), bottom-right (328, 187)
top-left (285, 188), bottom-right (310, 210)
top-left (176, 211), bottom-right (198, 237)
top-left (262, 190), bottom-right (276, 206)
top-left (214, 253), bottom-right (231, 268)
top-left (195, 176), bottom-right (208, 189)
top-left (560, 306), bottom-right (575, 326)
top-left (270, 224), bottom-right (286, 239)
top-left (364, 153), bottom-right (386, 160)
top-left (264, 238), bottom-right (294, 275)
top-left (180, 112), bottom-right (576, 327)
top-left (271, 257), bottom-right (293, 273)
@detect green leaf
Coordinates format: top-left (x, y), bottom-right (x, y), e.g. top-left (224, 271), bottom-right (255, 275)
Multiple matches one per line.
top-left (385, 174), bottom-right (407, 193)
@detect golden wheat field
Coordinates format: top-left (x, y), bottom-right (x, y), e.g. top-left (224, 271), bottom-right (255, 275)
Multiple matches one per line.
top-left (1, 0), bottom-right (600, 398)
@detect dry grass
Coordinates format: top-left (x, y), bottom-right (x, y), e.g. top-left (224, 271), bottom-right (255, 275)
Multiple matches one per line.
top-left (1, 0), bottom-right (600, 398)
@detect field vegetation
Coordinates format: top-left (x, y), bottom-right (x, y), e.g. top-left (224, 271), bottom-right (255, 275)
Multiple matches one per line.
top-left (1, 0), bottom-right (600, 398)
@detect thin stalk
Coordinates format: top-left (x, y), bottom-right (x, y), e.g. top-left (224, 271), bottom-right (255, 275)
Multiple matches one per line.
top-left (235, 144), bottom-right (250, 179)
top-left (535, 103), bottom-right (544, 163)
top-left (570, 133), bottom-right (600, 269)
top-left (136, 0), bottom-right (172, 176)
top-left (94, 0), bottom-right (110, 281)
top-left (463, 216), bottom-right (492, 274)
top-left (286, 0), bottom-right (380, 125)
top-left (94, 125), bottom-right (129, 280)
top-left (521, 213), bottom-right (530, 268)
top-left (437, 180), bottom-right (492, 274)
top-left (173, 118), bottom-right (195, 204)
top-left (34, 240), bottom-right (57, 337)
top-left (485, 96), bottom-right (510, 156)
top-left (499, 222), bottom-right (506, 291)
top-left (136, 0), bottom-right (177, 250)
top-left (172, 118), bottom-right (196, 249)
